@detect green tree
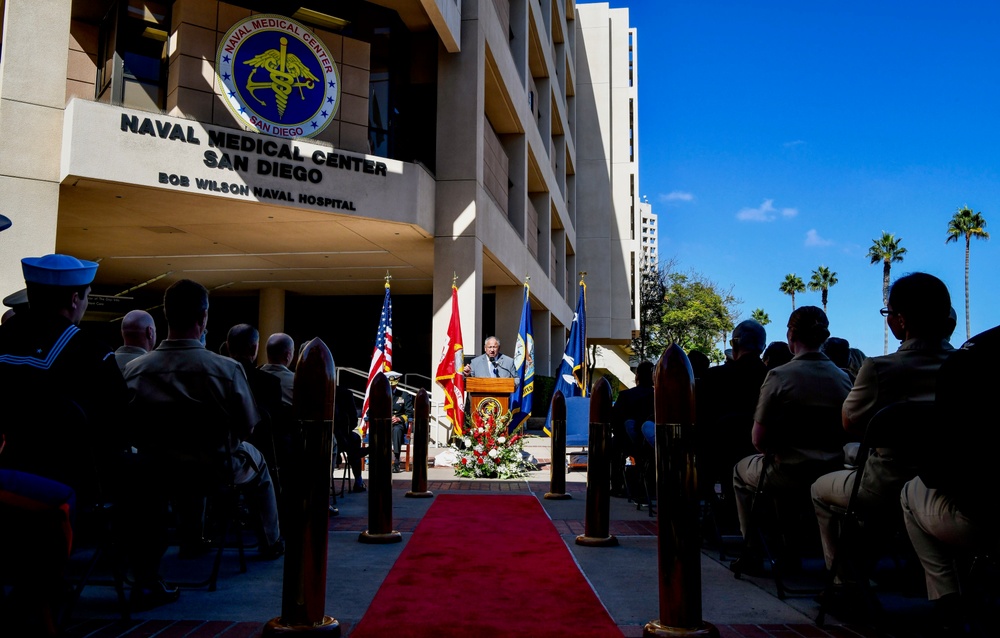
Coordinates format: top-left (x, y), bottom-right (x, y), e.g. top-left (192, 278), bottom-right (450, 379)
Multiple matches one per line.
top-left (808, 266), bottom-right (839, 314)
top-left (946, 206), bottom-right (989, 341)
top-left (631, 264), bottom-right (669, 361)
top-left (867, 231), bottom-right (907, 354)
top-left (751, 308), bottom-right (770, 326)
top-left (632, 265), bottom-right (740, 363)
top-left (778, 274), bottom-right (805, 311)
top-left (656, 271), bottom-right (740, 363)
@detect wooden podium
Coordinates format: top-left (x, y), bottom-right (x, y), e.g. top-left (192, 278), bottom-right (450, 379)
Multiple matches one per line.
top-left (466, 377), bottom-right (515, 415)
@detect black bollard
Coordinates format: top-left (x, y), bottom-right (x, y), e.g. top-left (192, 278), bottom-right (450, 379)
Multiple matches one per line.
top-left (644, 344), bottom-right (718, 638)
top-left (359, 372), bottom-right (401, 544)
top-left (405, 389), bottom-right (433, 498)
top-left (263, 338), bottom-right (339, 636)
top-left (545, 391), bottom-right (572, 500)
top-left (576, 377), bottom-right (618, 547)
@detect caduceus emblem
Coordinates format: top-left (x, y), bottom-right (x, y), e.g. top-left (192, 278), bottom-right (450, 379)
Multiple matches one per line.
top-left (243, 36), bottom-right (319, 119)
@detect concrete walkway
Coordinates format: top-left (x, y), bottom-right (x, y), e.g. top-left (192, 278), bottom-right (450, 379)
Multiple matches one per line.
top-left (64, 438), bottom-right (949, 637)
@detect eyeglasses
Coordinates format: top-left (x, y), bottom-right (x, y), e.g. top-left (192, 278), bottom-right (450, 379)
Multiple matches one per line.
top-left (879, 308), bottom-right (899, 317)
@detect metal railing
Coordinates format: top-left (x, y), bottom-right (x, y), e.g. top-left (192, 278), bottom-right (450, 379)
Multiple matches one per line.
top-left (335, 366), bottom-right (453, 447)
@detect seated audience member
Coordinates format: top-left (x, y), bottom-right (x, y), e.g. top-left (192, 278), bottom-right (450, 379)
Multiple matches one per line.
top-left (762, 341), bottom-right (793, 370)
top-left (334, 391), bottom-right (367, 493)
top-left (811, 273), bottom-right (953, 593)
top-left (686, 350), bottom-right (711, 382)
top-left (732, 306), bottom-right (851, 571)
top-left (901, 325), bottom-right (999, 634)
top-left (697, 321), bottom-right (768, 530)
top-left (0, 255), bottom-right (173, 621)
top-left (611, 361), bottom-right (655, 496)
top-left (124, 280), bottom-right (284, 561)
top-left (114, 309), bottom-right (157, 372)
top-left (260, 332), bottom-right (295, 407)
top-left (821, 336), bottom-right (854, 383)
top-left (227, 323), bottom-right (285, 486)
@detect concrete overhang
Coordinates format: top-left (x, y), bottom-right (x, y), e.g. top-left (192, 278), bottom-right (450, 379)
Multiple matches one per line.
top-left (58, 100), bottom-right (436, 297)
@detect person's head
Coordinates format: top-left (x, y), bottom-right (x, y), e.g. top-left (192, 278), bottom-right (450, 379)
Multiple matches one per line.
top-left (885, 272), bottom-right (952, 341)
top-left (634, 360), bottom-right (655, 387)
top-left (21, 254), bottom-right (98, 325)
top-left (848, 347), bottom-right (867, 376)
top-left (724, 348), bottom-right (734, 364)
top-left (686, 350), bottom-right (710, 379)
top-left (821, 337), bottom-right (850, 369)
top-left (226, 323), bottom-right (259, 363)
top-left (762, 341), bottom-right (793, 369)
top-left (163, 279), bottom-right (209, 339)
top-left (0, 308), bottom-right (13, 325)
top-left (386, 370), bottom-right (402, 388)
top-left (946, 307), bottom-right (958, 341)
top-left (265, 332), bottom-right (295, 367)
top-left (786, 306), bottom-right (830, 351)
top-left (121, 309), bottom-right (157, 352)
top-left (484, 336), bottom-right (500, 360)
top-left (731, 320), bottom-right (767, 359)
top-left (2, 288), bottom-right (28, 318)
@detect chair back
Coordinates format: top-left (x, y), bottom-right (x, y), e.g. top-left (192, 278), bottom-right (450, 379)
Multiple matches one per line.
top-left (857, 400), bottom-right (936, 468)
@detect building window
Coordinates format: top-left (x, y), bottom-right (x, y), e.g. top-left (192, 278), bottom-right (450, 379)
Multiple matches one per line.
top-left (97, 1), bottom-right (169, 110)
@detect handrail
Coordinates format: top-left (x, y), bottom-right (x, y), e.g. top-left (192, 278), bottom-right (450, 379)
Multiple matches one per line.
top-left (334, 366), bottom-right (453, 448)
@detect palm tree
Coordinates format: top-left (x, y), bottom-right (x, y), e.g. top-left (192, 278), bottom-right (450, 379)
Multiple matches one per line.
top-left (946, 206), bottom-right (989, 341)
top-left (751, 308), bottom-right (770, 326)
top-left (778, 274), bottom-right (805, 311)
top-left (808, 266), bottom-right (839, 314)
top-left (867, 232), bottom-right (907, 354)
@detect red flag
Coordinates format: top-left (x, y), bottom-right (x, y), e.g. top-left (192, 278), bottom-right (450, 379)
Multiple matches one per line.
top-left (435, 284), bottom-right (465, 437)
top-left (357, 282), bottom-right (392, 436)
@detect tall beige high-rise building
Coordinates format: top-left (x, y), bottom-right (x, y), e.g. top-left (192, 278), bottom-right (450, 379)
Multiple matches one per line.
top-left (0, 0), bottom-right (643, 421)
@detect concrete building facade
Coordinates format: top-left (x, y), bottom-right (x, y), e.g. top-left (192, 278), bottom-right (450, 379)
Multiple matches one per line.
top-left (0, 0), bottom-right (640, 406)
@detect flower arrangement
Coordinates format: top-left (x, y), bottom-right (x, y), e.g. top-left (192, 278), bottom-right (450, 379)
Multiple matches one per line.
top-left (453, 398), bottom-right (533, 479)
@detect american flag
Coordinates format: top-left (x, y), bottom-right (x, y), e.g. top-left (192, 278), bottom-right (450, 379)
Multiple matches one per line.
top-left (358, 282), bottom-right (393, 435)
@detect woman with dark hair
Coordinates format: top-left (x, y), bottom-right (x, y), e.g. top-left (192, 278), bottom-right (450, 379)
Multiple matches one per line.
top-left (731, 306), bottom-right (853, 572)
top-left (762, 341), bottom-right (793, 370)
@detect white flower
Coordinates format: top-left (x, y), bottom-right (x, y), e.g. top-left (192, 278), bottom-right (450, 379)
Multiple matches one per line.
top-left (498, 436), bottom-right (506, 444)
top-left (488, 448), bottom-right (499, 458)
top-left (474, 444), bottom-right (484, 453)
top-left (464, 437), bottom-right (472, 447)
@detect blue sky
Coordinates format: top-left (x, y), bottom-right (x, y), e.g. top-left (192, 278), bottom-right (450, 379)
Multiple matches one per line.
top-left (606, 0), bottom-right (999, 357)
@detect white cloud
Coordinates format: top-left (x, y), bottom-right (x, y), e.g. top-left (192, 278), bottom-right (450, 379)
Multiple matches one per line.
top-left (736, 199), bottom-right (799, 222)
top-left (659, 191), bottom-right (694, 203)
top-left (805, 229), bottom-right (834, 247)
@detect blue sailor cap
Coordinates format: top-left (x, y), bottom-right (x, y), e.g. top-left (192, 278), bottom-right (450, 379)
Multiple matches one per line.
top-left (21, 254), bottom-right (98, 287)
top-left (0, 214), bottom-right (11, 232)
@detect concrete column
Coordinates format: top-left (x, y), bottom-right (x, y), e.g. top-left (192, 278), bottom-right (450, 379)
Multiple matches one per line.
top-left (495, 284), bottom-right (524, 358)
top-left (431, 235), bottom-right (482, 410)
top-left (258, 288), bottom-right (286, 366)
top-left (532, 308), bottom-right (551, 375)
top-left (0, 0), bottom-right (73, 297)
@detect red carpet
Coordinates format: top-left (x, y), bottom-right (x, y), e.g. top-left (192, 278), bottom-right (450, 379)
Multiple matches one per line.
top-left (350, 494), bottom-right (622, 637)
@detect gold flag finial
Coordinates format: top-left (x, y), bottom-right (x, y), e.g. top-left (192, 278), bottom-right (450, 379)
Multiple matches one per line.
top-left (452, 272), bottom-right (458, 288)
top-left (578, 271), bottom-right (587, 285)
top-left (524, 275), bottom-right (531, 285)
top-left (384, 271), bottom-right (392, 289)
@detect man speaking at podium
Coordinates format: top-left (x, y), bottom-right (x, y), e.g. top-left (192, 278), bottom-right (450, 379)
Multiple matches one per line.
top-left (464, 336), bottom-right (515, 378)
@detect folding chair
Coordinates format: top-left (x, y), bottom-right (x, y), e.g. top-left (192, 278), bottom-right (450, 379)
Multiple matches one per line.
top-left (816, 400), bottom-right (936, 625)
top-left (731, 452), bottom-right (826, 599)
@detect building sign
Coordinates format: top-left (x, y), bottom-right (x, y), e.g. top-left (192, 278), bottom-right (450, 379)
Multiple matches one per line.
top-left (217, 14), bottom-right (340, 139)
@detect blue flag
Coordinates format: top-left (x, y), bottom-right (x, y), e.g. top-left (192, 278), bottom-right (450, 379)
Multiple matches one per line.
top-left (548, 281), bottom-right (587, 434)
top-left (509, 283), bottom-right (534, 432)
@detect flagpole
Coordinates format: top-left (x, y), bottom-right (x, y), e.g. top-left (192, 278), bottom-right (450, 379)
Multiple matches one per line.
top-left (580, 271), bottom-right (587, 394)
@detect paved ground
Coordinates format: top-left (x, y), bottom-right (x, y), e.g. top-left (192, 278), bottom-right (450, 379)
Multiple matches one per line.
top-left (60, 437), bottom-right (985, 637)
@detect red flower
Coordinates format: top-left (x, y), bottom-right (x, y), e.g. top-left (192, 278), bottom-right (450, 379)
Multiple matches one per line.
top-left (461, 458), bottom-right (468, 465)
top-left (477, 457), bottom-right (484, 464)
